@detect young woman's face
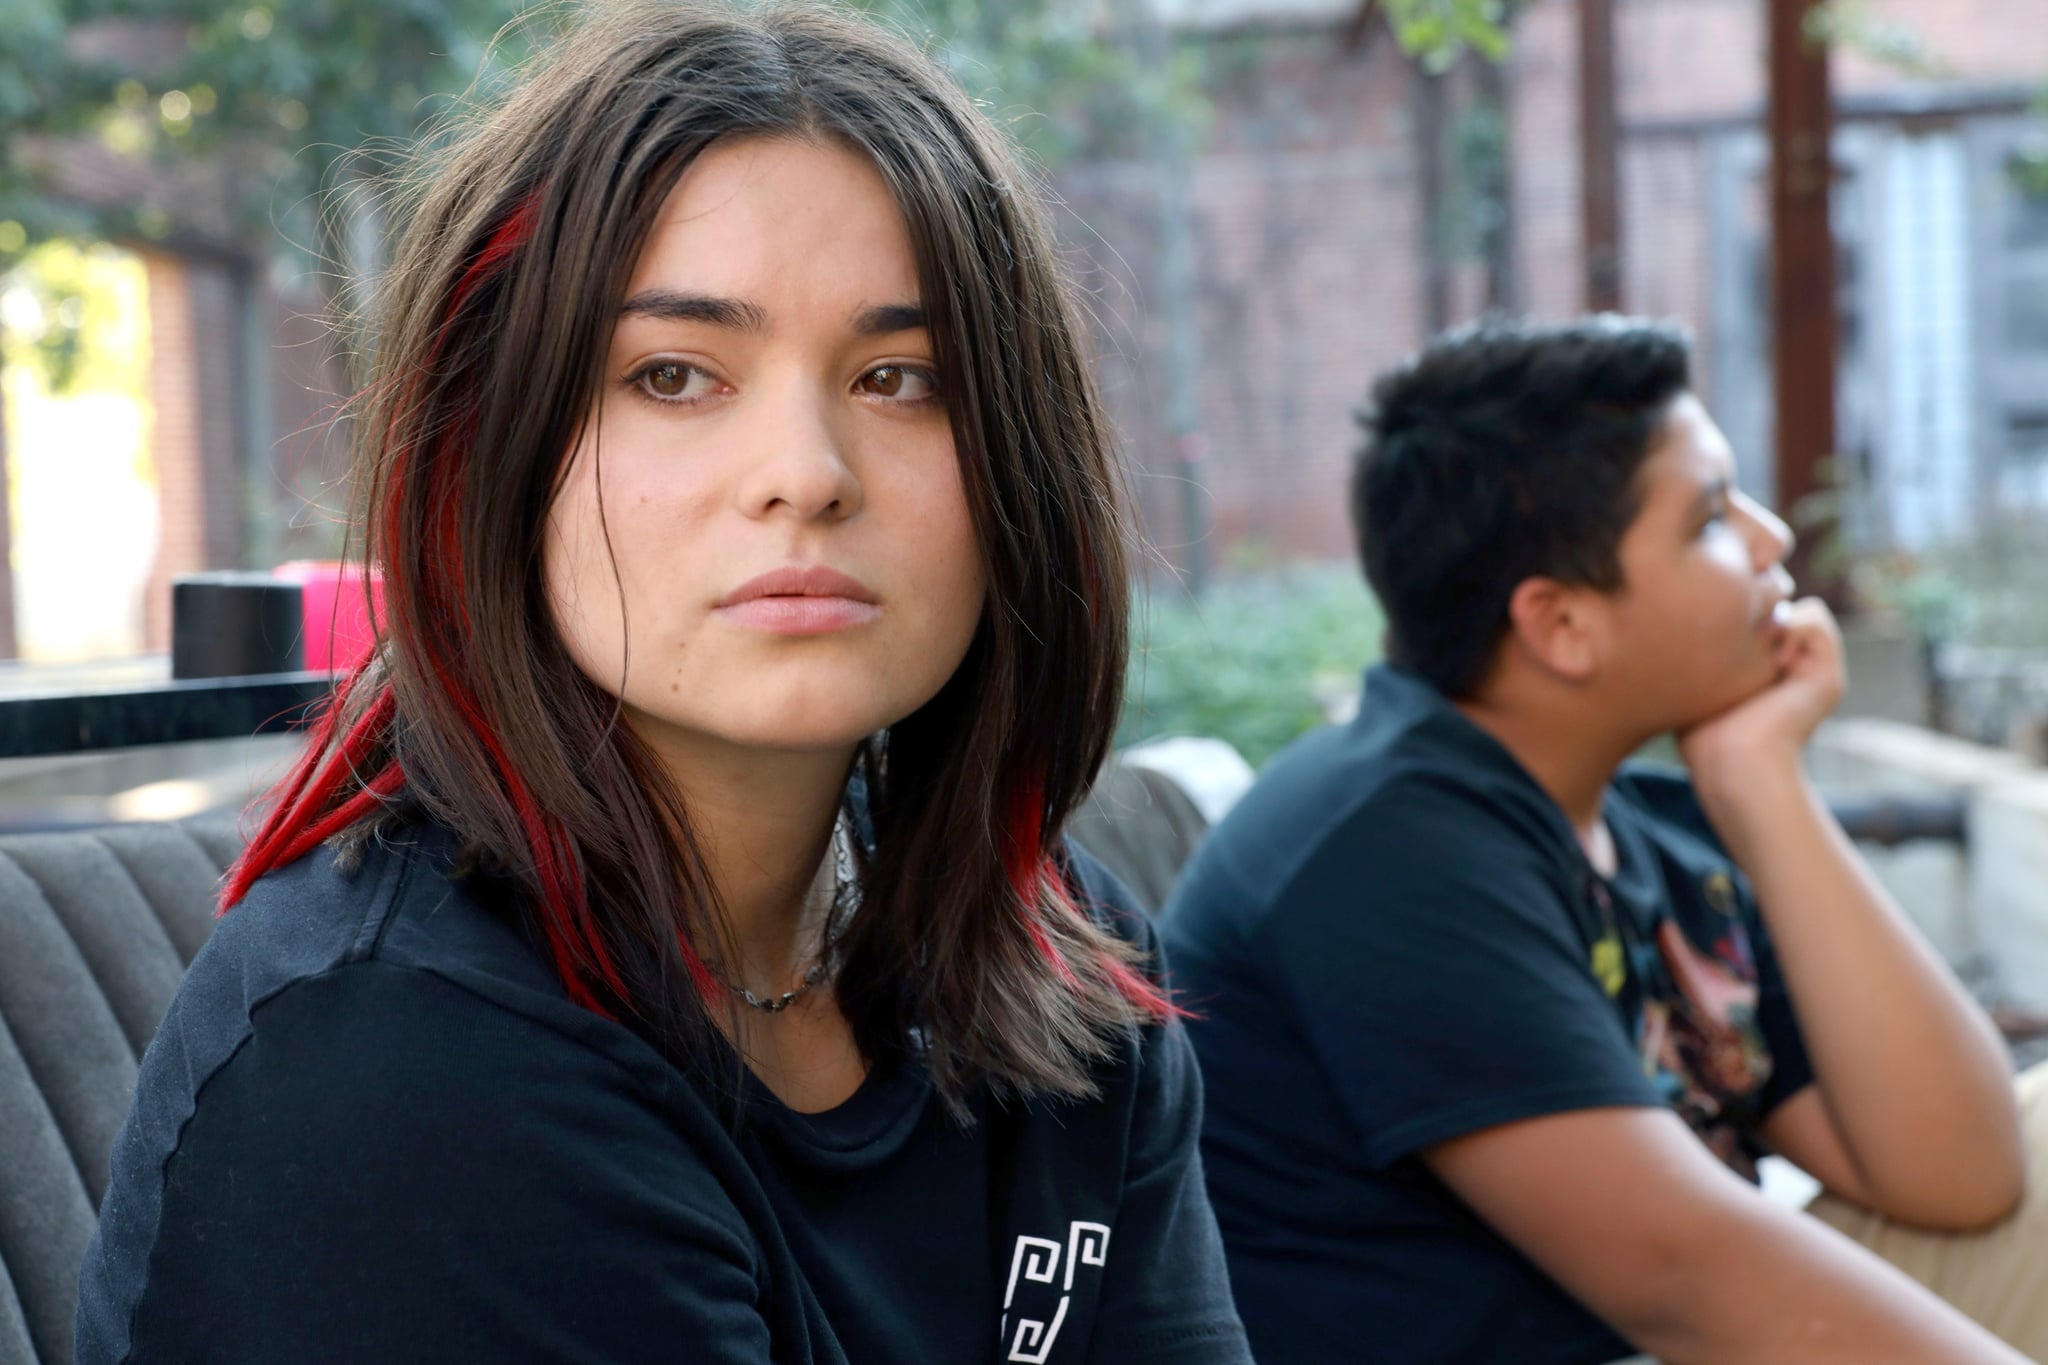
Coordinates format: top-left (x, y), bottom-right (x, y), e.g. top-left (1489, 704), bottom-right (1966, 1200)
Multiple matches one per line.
top-left (544, 135), bottom-right (985, 765)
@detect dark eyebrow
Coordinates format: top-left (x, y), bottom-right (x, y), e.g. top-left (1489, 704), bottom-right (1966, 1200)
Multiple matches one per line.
top-left (852, 303), bottom-right (926, 337)
top-left (617, 289), bottom-right (768, 332)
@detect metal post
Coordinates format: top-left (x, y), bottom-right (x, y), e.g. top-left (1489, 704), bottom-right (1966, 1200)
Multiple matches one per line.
top-left (1415, 64), bottom-right (1451, 333)
top-left (1767, 0), bottom-right (1839, 595)
top-left (1474, 53), bottom-right (1517, 314)
top-left (1579, 0), bottom-right (1621, 312)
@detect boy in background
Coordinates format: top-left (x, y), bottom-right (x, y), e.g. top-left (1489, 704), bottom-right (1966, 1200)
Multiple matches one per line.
top-left (1163, 318), bottom-right (2044, 1364)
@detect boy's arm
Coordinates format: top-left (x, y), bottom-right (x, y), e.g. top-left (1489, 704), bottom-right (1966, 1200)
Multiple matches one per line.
top-left (1681, 599), bottom-right (2023, 1230)
top-left (1424, 1105), bottom-right (2030, 1365)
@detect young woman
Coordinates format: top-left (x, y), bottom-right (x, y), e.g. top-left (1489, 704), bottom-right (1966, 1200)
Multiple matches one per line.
top-left (77, 5), bottom-right (1248, 1361)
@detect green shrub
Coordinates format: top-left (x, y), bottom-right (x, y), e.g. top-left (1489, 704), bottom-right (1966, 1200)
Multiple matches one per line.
top-left (1120, 564), bottom-right (1384, 769)
top-left (1849, 513), bottom-right (2048, 652)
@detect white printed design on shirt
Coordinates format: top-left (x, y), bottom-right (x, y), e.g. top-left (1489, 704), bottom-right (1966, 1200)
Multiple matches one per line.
top-left (999, 1221), bottom-right (1112, 1363)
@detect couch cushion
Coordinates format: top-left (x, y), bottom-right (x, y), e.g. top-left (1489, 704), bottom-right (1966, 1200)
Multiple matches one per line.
top-left (1068, 758), bottom-right (1211, 915)
top-left (0, 817), bottom-right (239, 1365)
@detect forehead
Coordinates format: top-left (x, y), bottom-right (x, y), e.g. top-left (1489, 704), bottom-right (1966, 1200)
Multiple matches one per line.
top-left (624, 134), bottom-right (919, 304)
top-left (1636, 392), bottom-right (1735, 501)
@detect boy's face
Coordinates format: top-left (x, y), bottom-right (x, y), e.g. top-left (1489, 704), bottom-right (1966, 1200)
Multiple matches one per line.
top-left (1594, 393), bottom-right (1796, 733)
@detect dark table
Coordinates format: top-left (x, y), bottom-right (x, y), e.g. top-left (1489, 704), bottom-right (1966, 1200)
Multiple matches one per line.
top-left (0, 657), bottom-right (336, 759)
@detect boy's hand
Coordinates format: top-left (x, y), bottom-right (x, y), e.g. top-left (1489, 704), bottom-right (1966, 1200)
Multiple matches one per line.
top-left (1677, 597), bottom-right (1845, 798)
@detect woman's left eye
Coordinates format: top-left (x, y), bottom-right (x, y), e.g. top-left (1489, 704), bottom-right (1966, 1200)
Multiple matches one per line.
top-left (855, 365), bottom-right (939, 402)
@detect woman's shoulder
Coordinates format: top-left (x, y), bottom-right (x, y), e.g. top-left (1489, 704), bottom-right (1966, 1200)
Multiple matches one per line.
top-left (167, 817), bottom-right (709, 1117)
top-left (85, 823), bottom-right (766, 1363)
top-left (136, 818), bottom-right (729, 1168)
top-left (91, 965), bottom-right (765, 1364)
top-left (196, 819), bottom-right (572, 1041)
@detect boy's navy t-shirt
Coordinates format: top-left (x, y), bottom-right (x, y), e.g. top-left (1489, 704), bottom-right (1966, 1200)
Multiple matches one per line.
top-left (1160, 665), bottom-right (1814, 1365)
top-left (78, 820), bottom-right (1249, 1365)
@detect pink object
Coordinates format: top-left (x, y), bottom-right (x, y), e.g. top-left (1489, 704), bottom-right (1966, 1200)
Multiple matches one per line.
top-left (273, 561), bottom-right (385, 671)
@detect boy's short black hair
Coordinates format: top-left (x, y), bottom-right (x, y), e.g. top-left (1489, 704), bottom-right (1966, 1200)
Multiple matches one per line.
top-left (1350, 316), bottom-right (1693, 698)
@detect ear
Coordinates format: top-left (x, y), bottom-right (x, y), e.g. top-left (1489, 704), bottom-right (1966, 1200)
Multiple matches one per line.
top-left (1504, 577), bottom-right (1604, 683)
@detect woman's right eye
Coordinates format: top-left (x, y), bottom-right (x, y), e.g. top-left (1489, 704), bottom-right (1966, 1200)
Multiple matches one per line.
top-left (632, 361), bottom-right (719, 404)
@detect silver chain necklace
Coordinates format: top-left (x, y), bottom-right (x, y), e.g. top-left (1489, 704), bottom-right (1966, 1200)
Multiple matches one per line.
top-left (733, 815), bottom-right (860, 1015)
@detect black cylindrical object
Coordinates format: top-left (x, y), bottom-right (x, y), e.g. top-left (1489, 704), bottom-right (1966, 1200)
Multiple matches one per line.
top-left (171, 573), bottom-right (306, 680)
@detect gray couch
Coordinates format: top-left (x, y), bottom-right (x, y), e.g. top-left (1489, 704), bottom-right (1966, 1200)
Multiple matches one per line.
top-left (0, 818), bottom-right (240, 1365)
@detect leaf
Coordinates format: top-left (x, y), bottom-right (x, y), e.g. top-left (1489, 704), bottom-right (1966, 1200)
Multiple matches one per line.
top-left (1378, 0), bottom-right (1515, 71)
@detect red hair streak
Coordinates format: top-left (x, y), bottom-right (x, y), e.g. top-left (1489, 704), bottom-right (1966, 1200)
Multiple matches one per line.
top-left (219, 190), bottom-right (720, 1021)
top-left (219, 669), bottom-right (394, 913)
top-left (1008, 778), bottom-right (1179, 1021)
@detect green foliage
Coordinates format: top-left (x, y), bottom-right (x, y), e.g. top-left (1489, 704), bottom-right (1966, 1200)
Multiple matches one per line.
top-left (2011, 91), bottom-right (2048, 199)
top-left (4, 0), bottom-right (1522, 266)
top-left (2016, 155), bottom-right (2048, 200)
top-left (1437, 86), bottom-right (1508, 263)
top-left (848, 0), bottom-right (1206, 164)
top-left (0, 1), bottom-right (115, 256)
top-left (2, 0), bottom-right (549, 266)
top-left (1380, 0), bottom-right (1511, 74)
top-left (8, 0), bottom-right (1194, 325)
top-left (1121, 564), bottom-right (1383, 768)
top-left (1852, 516), bottom-right (2048, 652)
top-left (0, 0), bottom-right (1202, 255)
top-left (0, 239), bottom-right (146, 394)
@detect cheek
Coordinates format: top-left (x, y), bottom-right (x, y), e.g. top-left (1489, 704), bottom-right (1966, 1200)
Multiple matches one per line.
top-left (1696, 522), bottom-right (1762, 589)
top-left (1656, 536), bottom-right (1757, 632)
top-left (541, 445), bottom-right (628, 685)
top-left (919, 456), bottom-right (987, 640)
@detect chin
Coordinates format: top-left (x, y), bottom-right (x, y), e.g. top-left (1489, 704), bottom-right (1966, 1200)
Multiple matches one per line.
top-left (612, 646), bottom-right (970, 757)
top-left (625, 686), bottom-right (917, 756)
top-left (1677, 659), bottom-right (1780, 729)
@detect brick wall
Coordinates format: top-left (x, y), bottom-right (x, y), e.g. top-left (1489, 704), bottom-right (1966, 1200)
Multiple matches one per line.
top-left (1062, 0), bottom-right (2043, 575)
top-left (1058, 27), bottom-right (1432, 573)
top-left (58, 3), bottom-right (2042, 612)
top-left (1508, 0), bottom-right (1586, 320)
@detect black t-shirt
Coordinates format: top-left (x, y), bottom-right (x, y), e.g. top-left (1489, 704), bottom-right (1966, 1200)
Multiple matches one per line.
top-left (1159, 665), bottom-right (1814, 1365)
top-left (77, 820), bottom-right (1249, 1364)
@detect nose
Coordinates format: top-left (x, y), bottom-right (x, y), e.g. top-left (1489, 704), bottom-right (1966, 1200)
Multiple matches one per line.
top-left (733, 386), bottom-right (863, 523)
top-left (1734, 491), bottom-right (1794, 572)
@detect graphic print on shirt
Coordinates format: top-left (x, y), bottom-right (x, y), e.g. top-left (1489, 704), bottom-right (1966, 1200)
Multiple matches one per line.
top-left (1638, 913), bottom-right (1774, 1176)
top-left (999, 1221), bottom-right (1112, 1363)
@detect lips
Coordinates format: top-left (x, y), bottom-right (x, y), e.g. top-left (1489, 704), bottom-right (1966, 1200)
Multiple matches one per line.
top-left (714, 565), bottom-right (881, 636)
top-left (717, 566), bottom-right (878, 608)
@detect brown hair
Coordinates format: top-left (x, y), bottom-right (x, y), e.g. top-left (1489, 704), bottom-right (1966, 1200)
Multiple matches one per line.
top-left (225, 0), bottom-right (1163, 1108)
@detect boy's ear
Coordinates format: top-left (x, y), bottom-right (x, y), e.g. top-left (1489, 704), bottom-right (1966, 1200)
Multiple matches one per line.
top-left (1504, 577), bottom-right (1603, 683)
